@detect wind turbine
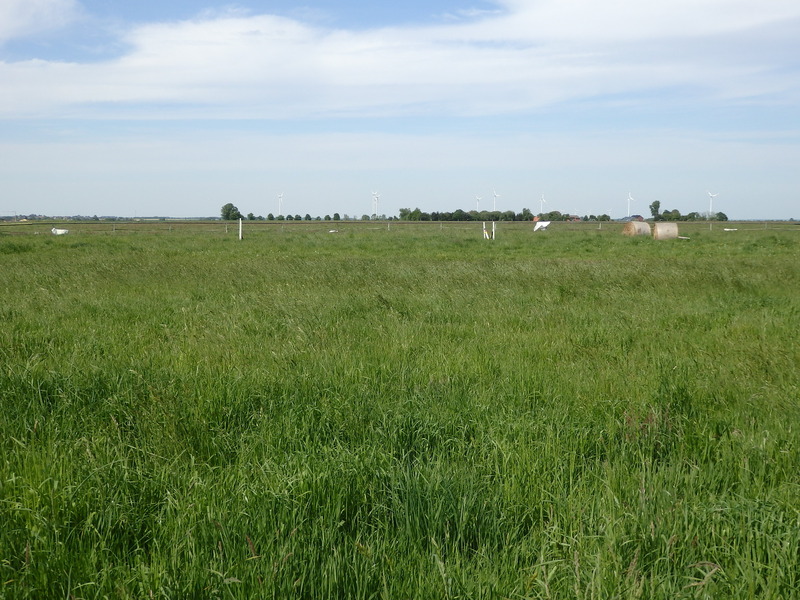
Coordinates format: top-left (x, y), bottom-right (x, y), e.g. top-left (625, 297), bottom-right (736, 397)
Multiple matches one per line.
top-left (627, 192), bottom-right (634, 217)
top-left (540, 194), bottom-right (546, 215)
top-left (493, 189), bottom-right (500, 212)
top-left (707, 191), bottom-right (718, 218)
top-left (277, 192), bottom-right (283, 216)
top-left (708, 191), bottom-right (718, 230)
top-left (476, 196), bottom-right (482, 211)
top-left (371, 191), bottom-right (380, 219)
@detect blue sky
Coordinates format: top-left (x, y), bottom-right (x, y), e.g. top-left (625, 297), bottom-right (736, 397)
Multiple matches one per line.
top-left (2, 0), bottom-right (799, 219)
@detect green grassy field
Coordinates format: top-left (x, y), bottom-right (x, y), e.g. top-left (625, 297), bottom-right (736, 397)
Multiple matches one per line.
top-left (2, 223), bottom-right (799, 598)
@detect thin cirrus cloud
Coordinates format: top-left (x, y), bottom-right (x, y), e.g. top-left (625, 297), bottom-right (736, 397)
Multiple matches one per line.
top-left (1, 0), bottom-right (799, 120)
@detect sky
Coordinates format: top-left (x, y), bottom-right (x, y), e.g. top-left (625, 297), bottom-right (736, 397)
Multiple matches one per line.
top-left (1, 0), bottom-right (799, 220)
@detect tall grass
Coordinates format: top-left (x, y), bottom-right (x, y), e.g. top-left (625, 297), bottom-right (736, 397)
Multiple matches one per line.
top-left (2, 226), bottom-right (799, 598)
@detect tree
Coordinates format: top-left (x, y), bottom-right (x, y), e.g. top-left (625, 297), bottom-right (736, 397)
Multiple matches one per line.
top-left (649, 200), bottom-right (661, 220)
top-left (333, 213), bottom-right (341, 221)
top-left (221, 203), bottom-right (243, 220)
top-left (716, 212), bottom-right (728, 222)
top-left (247, 213), bottom-right (256, 221)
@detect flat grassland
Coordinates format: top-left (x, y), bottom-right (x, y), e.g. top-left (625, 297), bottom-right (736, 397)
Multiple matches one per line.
top-left (2, 223), bottom-right (799, 598)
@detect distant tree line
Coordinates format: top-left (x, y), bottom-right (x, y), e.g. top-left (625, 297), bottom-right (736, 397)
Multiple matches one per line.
top-left (648, 201), bottom-right (728, 222)
top-left (221, 205), bottom-right (617, 222)
top-left (221, 203), bottom-right (396, 222)
top-left (1, 202), bottom-right (730, 224)
top-left (210, 202), bottom-right (729, 223)
top-left (397, 208), bottom-right (611, 222)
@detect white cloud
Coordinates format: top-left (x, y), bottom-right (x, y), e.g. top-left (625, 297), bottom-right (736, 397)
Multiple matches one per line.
top-left (479, 0), bottom-right (800, 42)
top-left (0, 0), bottom-right (79, 44)
top-left (0, 0), bottom-right (798, 119)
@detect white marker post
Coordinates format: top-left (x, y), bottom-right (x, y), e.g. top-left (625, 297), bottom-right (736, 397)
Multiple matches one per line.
top-left (239, 218), bottom-right (243, 240)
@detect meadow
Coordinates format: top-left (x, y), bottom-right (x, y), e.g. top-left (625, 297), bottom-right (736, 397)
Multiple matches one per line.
top-left (1, 222), bottom-right (799, 598)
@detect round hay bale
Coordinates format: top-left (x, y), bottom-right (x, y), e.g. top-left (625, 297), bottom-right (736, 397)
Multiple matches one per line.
top-left (622, 221), bottom-right (651, 236)
top-left (653, 222), bottom-right (679, 240)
